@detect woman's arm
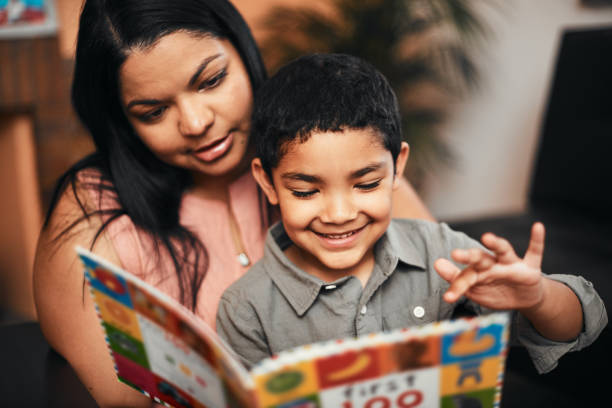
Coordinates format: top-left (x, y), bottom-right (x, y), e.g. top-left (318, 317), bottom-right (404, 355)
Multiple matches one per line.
top-left (33, 185), bottom-right (154, 408)
top-left (391, 177), bottom-right (435, 221)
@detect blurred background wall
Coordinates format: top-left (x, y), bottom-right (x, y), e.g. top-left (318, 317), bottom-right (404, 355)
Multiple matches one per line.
top-left (0, 0), bottom-right (611, 322)
top-left (424, 0), bottom-right (612, 221)
top-left (53, 0), bottom-right (612, 222)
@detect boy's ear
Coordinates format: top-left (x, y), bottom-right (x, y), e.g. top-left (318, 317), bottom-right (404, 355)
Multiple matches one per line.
top-left (251, 158), bottom-right (279, 205)
top-left (392, 142), bottom-right (410, 190)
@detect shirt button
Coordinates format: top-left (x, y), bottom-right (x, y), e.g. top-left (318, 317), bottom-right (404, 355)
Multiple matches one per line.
top-left (413, 306), bottom-right (425, 319)
top-left (324, 284), bottom-right (337, 290)
top-left (360, 305), bottom-right (367, 315)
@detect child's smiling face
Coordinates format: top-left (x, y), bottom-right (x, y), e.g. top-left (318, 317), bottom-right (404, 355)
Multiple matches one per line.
top-left (254, 127), bottom-right (409, 281)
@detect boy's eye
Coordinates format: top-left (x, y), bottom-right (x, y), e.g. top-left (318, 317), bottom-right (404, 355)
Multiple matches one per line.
top-left (291, 190), bottom-right (317, 198)
top-left (198, 68), bottom-right (227, 91)
top-left (356, 180), bottom-right (381, 190)
top-left (138, 106), bottom-right (167, 123)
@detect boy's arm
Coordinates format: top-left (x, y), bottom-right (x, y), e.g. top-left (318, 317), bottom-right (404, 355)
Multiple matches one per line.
top-left (518, 276), bottom-right (583, 341)
top-left (216, 293), bottom-right (271, 369)
top-left (436, 223), bottom-right (582, 341)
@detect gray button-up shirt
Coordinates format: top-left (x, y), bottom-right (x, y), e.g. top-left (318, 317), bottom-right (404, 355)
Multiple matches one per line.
top-left (217, 219), bottom-right (607, 372)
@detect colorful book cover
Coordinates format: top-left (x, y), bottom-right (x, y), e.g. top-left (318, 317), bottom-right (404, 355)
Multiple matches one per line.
top-left (77, 246), bottom-right (510, 408)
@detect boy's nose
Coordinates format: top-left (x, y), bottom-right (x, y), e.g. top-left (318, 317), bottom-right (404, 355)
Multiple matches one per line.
top-left (178, 97), bottom-right (214, 137)
top-left (321, 194), bottom-right (357, 224)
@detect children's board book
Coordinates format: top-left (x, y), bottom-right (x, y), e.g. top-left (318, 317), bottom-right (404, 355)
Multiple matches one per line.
top-left (77, 246), bottom-right (510, 408)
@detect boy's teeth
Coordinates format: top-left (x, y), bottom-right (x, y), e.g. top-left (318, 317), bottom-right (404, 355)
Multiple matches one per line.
top-left (323, 231), bottom-right (354, 239)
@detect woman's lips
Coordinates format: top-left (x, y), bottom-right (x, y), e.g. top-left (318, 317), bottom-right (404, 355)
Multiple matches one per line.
top-left (193, 133), bottom-right (233, 162)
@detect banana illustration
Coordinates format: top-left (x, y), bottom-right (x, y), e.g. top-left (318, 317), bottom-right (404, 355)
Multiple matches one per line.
top-left (326, 353), bottom-right (372, 381)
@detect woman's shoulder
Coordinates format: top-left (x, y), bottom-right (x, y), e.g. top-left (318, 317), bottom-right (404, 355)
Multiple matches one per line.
top-left (35, 166), bottom-right (132, 280)
top-left (32, 168), bottom-right (150, 406)
top-left (37, 166), bottom-right (122, 259)
top-left (75, 167), bottom-right (122, 211)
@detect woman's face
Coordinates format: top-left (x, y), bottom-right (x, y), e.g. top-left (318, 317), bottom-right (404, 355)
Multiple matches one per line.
top-left (120, 31), bottom-right (253, 180)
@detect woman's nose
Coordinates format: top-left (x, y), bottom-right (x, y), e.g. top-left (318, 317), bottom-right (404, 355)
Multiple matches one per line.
top-left (178, 97), bottom-right (214, 137)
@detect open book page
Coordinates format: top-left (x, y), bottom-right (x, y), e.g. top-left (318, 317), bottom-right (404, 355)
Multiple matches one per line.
top-left (250, 312), bottom-right (510, 407)
top-left (78, 246), bottom-right (510, 408)
top-left (77, 247), bottom-right (254, 408)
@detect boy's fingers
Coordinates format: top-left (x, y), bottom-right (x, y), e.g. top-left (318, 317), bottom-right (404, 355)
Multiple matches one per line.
top-left (451, 248), bottom-right (483, 265)
top-left (481, 232), bottom-right (518, 263)
top-left (451, 248), bottom-right (495, 271)
top-left (443, 266), bottom-right (478, 303)
top-left (434, 258), bottom-right (461, 282)
top-left (473, 254), bottom-right (495, 271)
top-left (524, 222), bottom-right (545, 268)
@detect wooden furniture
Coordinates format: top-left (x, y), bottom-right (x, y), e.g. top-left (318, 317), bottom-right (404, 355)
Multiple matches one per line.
top-left (0, 33), bottom-right (90, 321)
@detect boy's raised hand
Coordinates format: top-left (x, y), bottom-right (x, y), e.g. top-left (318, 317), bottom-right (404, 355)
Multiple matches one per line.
top-left (434, 222), bottom-right (546, 311)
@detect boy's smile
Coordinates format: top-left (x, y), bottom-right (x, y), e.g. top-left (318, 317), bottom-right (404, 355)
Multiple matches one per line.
top-left (253, 127), bottom-right (409, 284)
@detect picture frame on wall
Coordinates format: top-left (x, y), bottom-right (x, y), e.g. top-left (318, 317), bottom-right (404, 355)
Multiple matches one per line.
top-left (0, 0), bottom-right (57, 39)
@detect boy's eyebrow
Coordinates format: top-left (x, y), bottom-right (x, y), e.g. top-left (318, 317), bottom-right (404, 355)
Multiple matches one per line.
top-left (350, 162), bottom-right (386, 178)
top-left (280, 173), bottom-right (321, 183)
top-left (126, 54), bottom-right (222, 109)
top-left (280, 162), bottom-right (387, 183)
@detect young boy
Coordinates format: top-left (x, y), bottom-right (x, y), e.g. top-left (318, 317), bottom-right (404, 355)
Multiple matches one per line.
top-left (216, 54), bottom-right (606, 370)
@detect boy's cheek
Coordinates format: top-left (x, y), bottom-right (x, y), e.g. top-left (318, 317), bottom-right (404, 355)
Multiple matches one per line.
top-left (278, 199), bottom-right (318, 227)
top-left (359, 195), bottom-right (393, 219)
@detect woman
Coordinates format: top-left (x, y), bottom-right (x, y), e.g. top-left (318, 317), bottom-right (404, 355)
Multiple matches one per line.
top-left (33, 0), bottom-right (434, 406)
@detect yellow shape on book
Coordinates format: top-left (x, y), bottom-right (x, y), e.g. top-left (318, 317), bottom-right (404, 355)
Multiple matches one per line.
top-left (440, 356), bottom-right (502, 395)
top-left (326, 353), bottom-right (372, 382)
top-left (449, 331), bottom-right (495, 356)
top-left (179, 363), bottom-right (192, 377)
top-left (94, 290), bottom-right (142, 340)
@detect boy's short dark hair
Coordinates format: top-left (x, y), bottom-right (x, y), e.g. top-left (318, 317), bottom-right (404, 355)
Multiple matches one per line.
top-left (252, 53), bottom-right (402, 176)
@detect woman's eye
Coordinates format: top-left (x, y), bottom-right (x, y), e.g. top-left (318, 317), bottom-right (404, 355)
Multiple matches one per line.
top-left (139, 106), bottom-right (167, 122)
top-left (198, 69), bottom-right (227, 91)
top-left (356, 180), bottom-right (381, 190)
top-left (291, 190), bottom-right (317, 198)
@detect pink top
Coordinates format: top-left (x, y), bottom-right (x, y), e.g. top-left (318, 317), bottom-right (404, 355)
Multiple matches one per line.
top-left (87, 170), bottom-right (267, 329)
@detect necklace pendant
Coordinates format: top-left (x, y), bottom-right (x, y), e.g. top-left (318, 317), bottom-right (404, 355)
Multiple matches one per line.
top-left (237, 252), bottom-right (250, 267)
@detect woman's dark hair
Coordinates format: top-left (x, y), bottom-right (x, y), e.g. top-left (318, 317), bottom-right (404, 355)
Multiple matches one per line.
top-left (46, 0), bottom-right (267, 309)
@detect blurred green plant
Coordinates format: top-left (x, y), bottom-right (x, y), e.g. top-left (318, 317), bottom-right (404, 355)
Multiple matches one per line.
top-left (258, 0), bottom-right (497, 189)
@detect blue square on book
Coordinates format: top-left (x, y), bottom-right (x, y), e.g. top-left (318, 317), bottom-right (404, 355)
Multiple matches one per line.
top-left (440, 323), bottom-right (504, 364)
top-left (81, 254), bottom-right (134, 308)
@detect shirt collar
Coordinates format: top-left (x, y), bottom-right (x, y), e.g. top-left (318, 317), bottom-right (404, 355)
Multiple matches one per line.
top-left (262, 223), bottom-right (328, 316)
top-left (262, 220), bottom-right (426, 316)
top-left (381, 219), bottom-right (427, 272)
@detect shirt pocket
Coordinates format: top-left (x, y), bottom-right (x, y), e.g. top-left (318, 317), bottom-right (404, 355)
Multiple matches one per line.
top-left (382, 289), bottom-right (452, 330)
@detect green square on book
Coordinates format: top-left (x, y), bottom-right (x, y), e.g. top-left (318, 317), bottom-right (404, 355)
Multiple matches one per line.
top-left (104, 322), bottom-right (150, 369)
top-left (440, 387), bottom-right (496, 408)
